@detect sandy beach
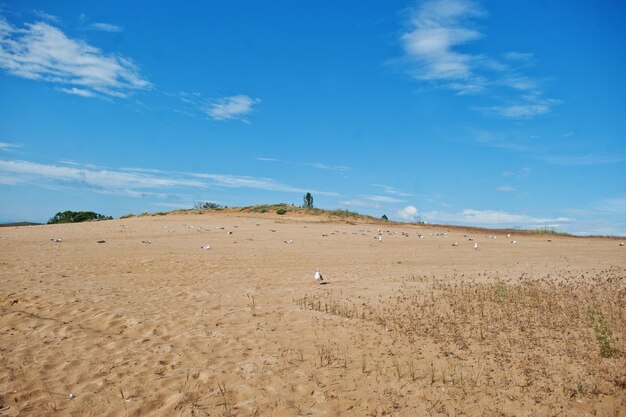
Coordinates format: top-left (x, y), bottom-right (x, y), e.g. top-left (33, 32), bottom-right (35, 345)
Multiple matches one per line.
top-left (0, 211), bottom-right (624, 416)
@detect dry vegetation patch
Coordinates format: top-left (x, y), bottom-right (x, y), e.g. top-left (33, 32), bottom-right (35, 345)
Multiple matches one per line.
top-left (297, 267), bottom-right (625, 414)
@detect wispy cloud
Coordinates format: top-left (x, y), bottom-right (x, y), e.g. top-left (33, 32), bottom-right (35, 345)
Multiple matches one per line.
top-left (422, 208), bottom-right (570, 228)
top-left (191, 172), bottom-right (338, 196)
top-left (57, 87), bottom-right (95, 97)
top-left (304, 162), bottom-right (350, 172)
top-left (364, 195), bottom-right (405, 203)
top-left (538, 154), bottom-right (625, 166)
top-left (400, 0), bottom-right (558, 118)
top-left (371, 184), bottom-right (413, 197)
top-left (502, 167), bottom-right (530, 178)
top-left (401, 0), bottom-right (484, 91)
top-left (88, 22), bottom-right (123, 33)
top-left (0, 142), bottom-right (20, 151)
top-left (0, 159), bottom-right (338, 198)
top-left (338, 199), bottom-right (381, 209)
top-left (473, 131), bottom-right (623, 166)
top-left (480, 97), bottom-right (561, 119)
top-left (591, 196), bottom-right (626, 215)
top-left (256, 157), bottom-right (351, 173)
top-left (206, 95), bottom-right (260, 121)
top-left (32, 10), bottom-right (59, 23)
top-left (0, 16), bottom-right (150, 98)
top-left (396, 205), bottom-right (420, 222)
top-left (495, 185), bottom-right (516, 192)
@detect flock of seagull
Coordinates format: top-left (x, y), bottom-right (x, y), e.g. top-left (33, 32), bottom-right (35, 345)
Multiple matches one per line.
top-left (45, 221), bottom-right (625, 285)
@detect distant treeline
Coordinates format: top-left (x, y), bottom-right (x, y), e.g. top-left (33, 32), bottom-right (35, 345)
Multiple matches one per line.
top-left (48, 211), bottom-right (113, 224)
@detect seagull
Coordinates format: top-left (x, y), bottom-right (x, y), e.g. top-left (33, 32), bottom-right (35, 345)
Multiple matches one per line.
top-left (201, 244), bottom-right (210, 250)
top-left (375, 235), bottom-right (382, 242)
top-left (511, 240), bottom-right (517, 244)
top-left (97, 240), bottom-right (106, 244)
top-left (620, 242), bottom-right (624, 247)
top-left (452, 242), bottom-right (458, 246)
top-left (507, 233), bottom-right (511, 238)
top-left (284, 240), bottom-right (293, 244)
top-left (474, 242), bottom-right (478, 250)
top-left (51, 237), bottom-right (62, 243)
top-left (142, 240), bottom-right (151, 244)
top-left (314, 268), bottom-right (323, 282)
top-left (227, 231), bottom-right (233, 235)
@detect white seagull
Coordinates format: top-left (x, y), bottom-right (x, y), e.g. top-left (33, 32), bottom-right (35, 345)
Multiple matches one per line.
top-left (201, 244), bottom-right (210, 250)
top-left (474, 242), bottom-right (478, 250)
top-left (314, 268), bottom-right (324, 282)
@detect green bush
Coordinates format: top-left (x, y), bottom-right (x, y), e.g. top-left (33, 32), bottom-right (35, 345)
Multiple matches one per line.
top-left (194, 202), bottom-right (224, 210)
top-left (276, 208), bottom-right (287, 215)
top-left (48, 211), bottom-right (113, 224)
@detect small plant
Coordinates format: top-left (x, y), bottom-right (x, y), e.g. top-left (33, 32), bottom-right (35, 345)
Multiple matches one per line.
top-left (429, 363), bottom-right (436, 384)
top-left (589, 308), bottom-right (613, 358)
top-left (276, 208), bottom-right (287, 215)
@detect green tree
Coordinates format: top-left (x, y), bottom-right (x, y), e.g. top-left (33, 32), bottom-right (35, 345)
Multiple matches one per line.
top-left (381, 214), bottom-right (388, 221)
top-left (303, 192), bottom-right (314, 209)
top-left (47, 211), bottom-right (113, 224)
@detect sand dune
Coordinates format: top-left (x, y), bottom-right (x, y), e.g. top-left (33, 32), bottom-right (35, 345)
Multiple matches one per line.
top-left (0, 212), bottom-right (624, 416)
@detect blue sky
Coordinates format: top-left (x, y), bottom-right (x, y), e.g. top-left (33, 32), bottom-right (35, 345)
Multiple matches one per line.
top-left (0, 0), bottom-right (625, 235)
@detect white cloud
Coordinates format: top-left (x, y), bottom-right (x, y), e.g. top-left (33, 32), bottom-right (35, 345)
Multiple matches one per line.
top-left (495, 185), bottom-right (516, 192)
top-left (401, 0), bottom-right (484, 90)
top-left (255, 157), bottom-right (350, 173)
top-left (88, 23), bottom-right (123, 33)
top-left (422, 208), bottom-right (570, 228)
top-left (0, 159), bottom-right (203, 189)
top-left (338, 199), bottom-right (381, 209)
top-left (0, 16), bottom-right (150, 98)
top-left (371, 184), bottom-right (413, 197)
top-left (32, 10), bottom-right (59, 23)
top-left (0, 159), bottom-right (339, 198)
top-left (396, 205), bottom-right (420, 222)
top-left (0, 142), bottom-right (20, 151)
top-left (58, 87), bottom-right (95, 97)
top-left (400, 0), bottom-right (558, 118)
top-left (538, 154), bottom-right (625, 166)
top-left (304, 162), bottom-right (350, 172)
top-left (592, 196), bottom-right (626, 215)
top-left (364, 195), bottom-right (405, 203)
top-left (191, 172), bottom-right (338, 196)
top-left (483, 99), bottom-right (559, 119)
top-left (502, 51), bottom-right (534, 64)
top-left (206, 95), bottom-right (260, 121)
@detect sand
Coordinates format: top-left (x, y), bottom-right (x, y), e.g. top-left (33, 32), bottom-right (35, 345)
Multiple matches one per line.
top-left (0, 211), bottom-right (624, 416)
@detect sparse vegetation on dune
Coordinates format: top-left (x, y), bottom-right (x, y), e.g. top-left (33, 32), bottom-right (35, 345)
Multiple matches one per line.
top-left (296, 267), bottom-right (625, 412)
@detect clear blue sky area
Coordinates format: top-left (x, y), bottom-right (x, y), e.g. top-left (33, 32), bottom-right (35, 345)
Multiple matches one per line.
top-left (1, 1), bottom-right (625, 235)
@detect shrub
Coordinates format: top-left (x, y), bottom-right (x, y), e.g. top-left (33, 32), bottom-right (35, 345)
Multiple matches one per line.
top-left (47, 211), bottom-right (113, 224)
top-left (194, 202), bottom-right (224, 210)
top-left (276, 208), bottom-right (287, 215)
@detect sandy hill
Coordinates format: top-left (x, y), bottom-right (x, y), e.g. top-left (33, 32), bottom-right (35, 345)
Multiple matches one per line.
top-left (0, 210), bottom-right (624, 416)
